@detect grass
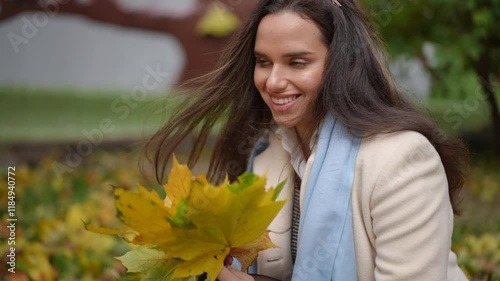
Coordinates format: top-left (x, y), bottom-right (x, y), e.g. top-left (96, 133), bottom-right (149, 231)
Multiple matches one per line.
top-left (0, 86), bottom-right (175, 144)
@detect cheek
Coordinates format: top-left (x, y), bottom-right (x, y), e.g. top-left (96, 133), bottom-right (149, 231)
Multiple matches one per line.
top-left (298, 74), bottom-right (322, 95)
top-left (306, 69), bottom-right (324, 92)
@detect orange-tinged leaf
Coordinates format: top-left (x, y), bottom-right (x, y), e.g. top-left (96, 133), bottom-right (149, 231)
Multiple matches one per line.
top-left (231, 231), bottom-right (278, 271)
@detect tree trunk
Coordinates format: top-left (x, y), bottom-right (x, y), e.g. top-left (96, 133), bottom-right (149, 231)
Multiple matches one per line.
top-left (479, 76), bottom-right (500, 154)
top-left (475, 50), bottom-right (500, 155)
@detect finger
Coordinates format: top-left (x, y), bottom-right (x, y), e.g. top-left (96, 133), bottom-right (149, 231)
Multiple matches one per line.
top-left (218, 266), bottom-right (238, 281)
top-left (227, 266), bottom-right (255, 281)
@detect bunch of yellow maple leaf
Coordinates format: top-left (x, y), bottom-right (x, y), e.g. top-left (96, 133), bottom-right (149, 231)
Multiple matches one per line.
top-left (86, 158), bottom-right (286, 281)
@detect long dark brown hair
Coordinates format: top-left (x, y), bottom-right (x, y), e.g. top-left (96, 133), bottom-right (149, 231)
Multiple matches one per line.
top-left (144, 0), bottom-right (468, 214)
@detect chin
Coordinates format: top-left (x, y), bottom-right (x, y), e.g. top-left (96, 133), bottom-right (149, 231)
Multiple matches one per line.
top-left (273, 118), bottom-right (297, 128)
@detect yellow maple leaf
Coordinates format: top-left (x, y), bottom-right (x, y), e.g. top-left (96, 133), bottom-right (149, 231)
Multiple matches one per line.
top-left (116, 185), bottom-right (175, 246)
top-left (164, 173), bottom-right (286, 279)
top-left (163, 156), bottom-right (194, 212)
top-left (87, 159), bottom-right (287, 281)
top-left (86, 185), bottom-right (174, 246)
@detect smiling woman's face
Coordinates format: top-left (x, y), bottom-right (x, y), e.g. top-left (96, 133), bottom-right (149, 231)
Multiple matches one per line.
top-left (254, 11), bottom-right (328, 137)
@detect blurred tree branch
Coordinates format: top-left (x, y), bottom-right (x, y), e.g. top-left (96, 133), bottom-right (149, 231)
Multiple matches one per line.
top-left (0, 0), bottom-right (257, 82)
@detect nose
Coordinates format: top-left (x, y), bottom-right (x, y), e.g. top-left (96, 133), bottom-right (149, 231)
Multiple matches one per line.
top-left (265, 65), bottom-right (288, 93)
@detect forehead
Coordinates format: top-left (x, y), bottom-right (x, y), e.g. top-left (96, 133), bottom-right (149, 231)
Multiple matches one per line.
top-left (254, 11), bottom-right (325, 53)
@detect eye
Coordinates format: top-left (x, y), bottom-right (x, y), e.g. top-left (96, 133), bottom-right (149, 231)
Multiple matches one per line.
top-left (255, 58), bottom-right (271, 67)
top-left (290, 60), bottom-right (307, 67)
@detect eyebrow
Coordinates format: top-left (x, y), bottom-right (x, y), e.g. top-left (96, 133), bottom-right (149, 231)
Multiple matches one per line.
top-left (254, 51), bottom-right (314, 58)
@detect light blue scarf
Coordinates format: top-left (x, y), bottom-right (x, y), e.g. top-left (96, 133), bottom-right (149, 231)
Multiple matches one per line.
top-left (291, 115), bottom-right (360, 281)
top-left (245, 115), bottom-right (360, 280)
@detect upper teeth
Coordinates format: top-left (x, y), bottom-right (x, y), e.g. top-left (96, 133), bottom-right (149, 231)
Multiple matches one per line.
top-left (271, 96), bottom-right (297, 105)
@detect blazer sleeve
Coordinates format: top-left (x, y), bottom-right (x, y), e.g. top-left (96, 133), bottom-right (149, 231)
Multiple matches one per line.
top-left (370, 133), bottom-right (455, 280)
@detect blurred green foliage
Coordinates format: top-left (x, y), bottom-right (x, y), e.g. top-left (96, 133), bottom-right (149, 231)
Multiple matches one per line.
top-left (0, 151), bottom-right (499, 280)
top-left (365, 0), bottom-right (499, 51)
top-left (362, 0), bottom-right (500, 142)
top-left (362, 0), bottom-right (500, 86)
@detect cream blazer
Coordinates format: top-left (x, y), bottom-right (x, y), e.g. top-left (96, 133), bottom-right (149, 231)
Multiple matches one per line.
top-left (252, 130), bottom-right (468, 281)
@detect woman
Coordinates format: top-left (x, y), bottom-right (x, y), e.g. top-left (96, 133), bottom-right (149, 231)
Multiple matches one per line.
top-left (144, 0), bottom-right (469, 280)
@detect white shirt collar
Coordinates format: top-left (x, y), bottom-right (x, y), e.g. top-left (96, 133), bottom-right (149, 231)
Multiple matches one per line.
top-left (273, 126), bottom-right (319, 180)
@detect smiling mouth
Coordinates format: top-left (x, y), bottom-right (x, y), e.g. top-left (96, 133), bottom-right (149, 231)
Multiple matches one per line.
top-left (271, 95), bottom-right (300, 105)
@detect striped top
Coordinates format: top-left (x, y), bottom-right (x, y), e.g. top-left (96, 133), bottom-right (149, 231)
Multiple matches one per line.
top-left (291, 175), bottom-right (301, 263)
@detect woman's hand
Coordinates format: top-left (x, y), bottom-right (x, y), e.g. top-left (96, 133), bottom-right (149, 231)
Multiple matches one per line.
top-left (216, 256), bottom-right (279, 281)
top-left (217, 266), bottom-right (255, 281)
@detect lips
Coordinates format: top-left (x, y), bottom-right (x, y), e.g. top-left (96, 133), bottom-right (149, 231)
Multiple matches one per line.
top-left (269, 94), bottom-right (302, 111)
top-left (271, 96), bottom-right (298, 105)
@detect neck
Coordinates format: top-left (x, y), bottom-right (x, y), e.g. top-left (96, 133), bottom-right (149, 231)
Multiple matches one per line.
top-left (294, 125), bottom-right (313, 159)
